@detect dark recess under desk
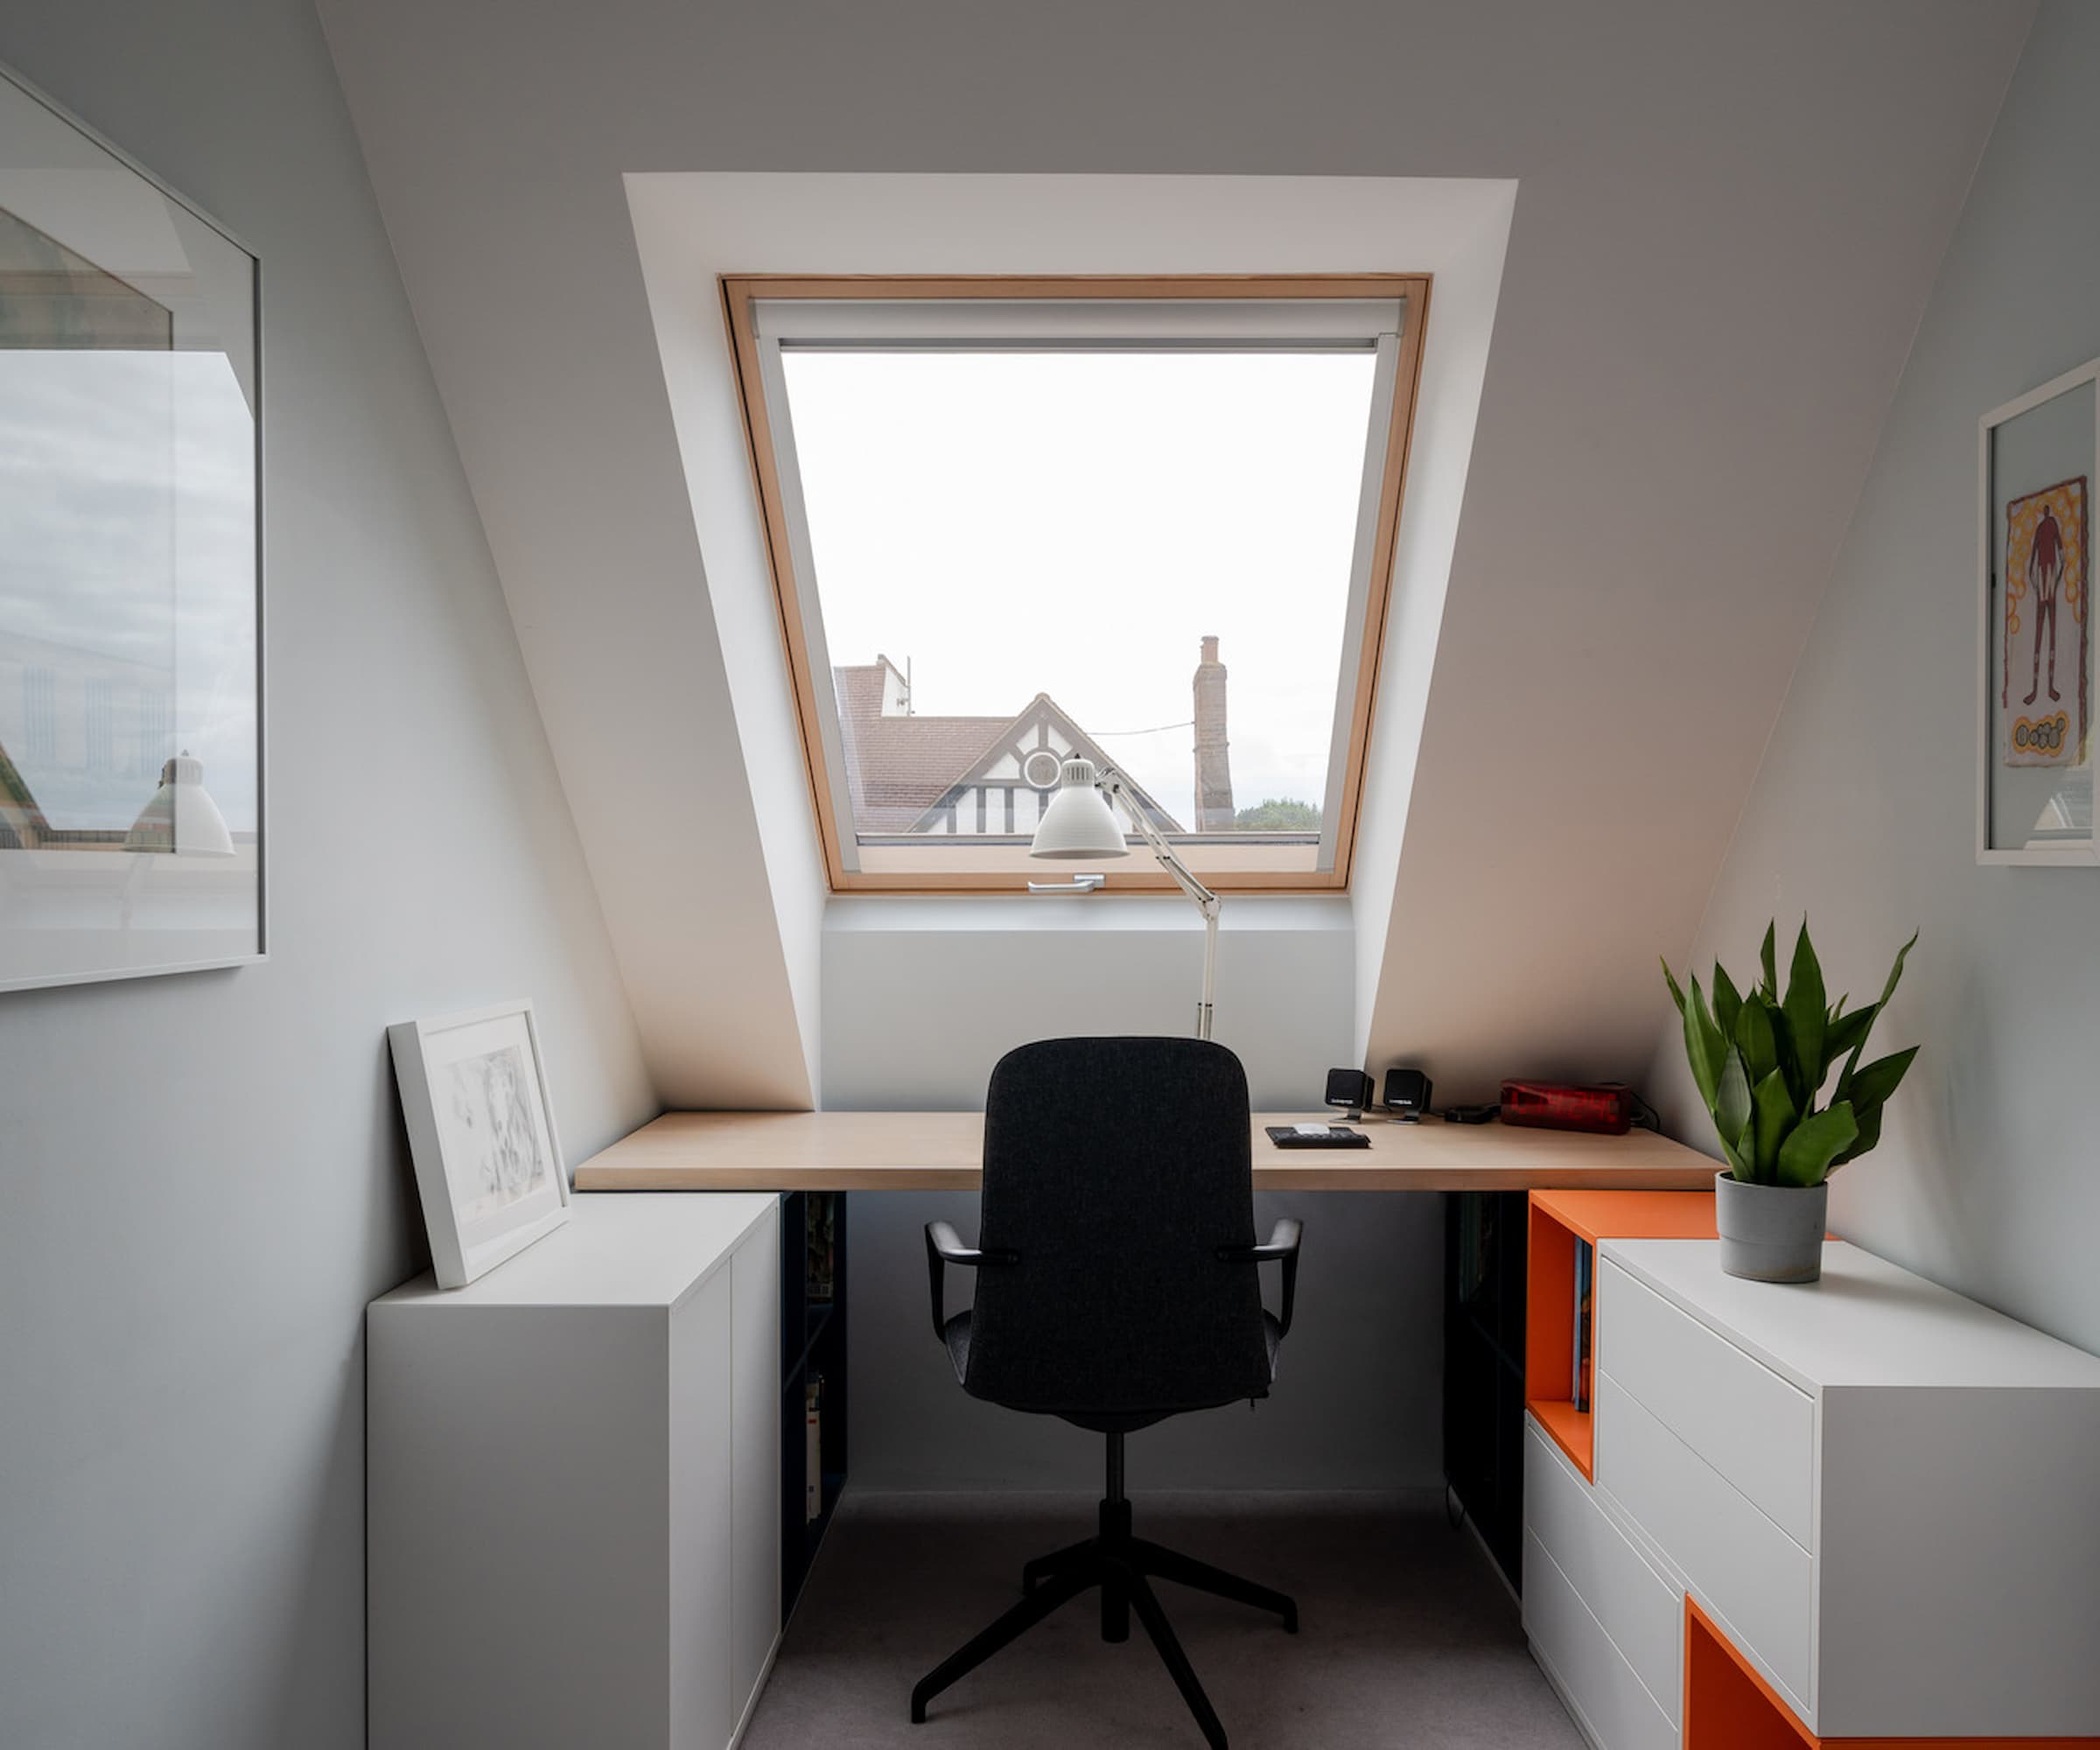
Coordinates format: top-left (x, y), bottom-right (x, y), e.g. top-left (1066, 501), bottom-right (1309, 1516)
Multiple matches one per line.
top-left (780, 1190), bottom-right (850, 1622)
top-left (1443, 1190), bottom-right (1528, 1590)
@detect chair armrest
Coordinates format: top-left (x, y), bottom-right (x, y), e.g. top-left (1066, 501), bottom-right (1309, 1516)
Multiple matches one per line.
top-left (924, 1222), bottom-right (1018, 1342)
top-left (1218, 1217), bottom-right (1304, 1338)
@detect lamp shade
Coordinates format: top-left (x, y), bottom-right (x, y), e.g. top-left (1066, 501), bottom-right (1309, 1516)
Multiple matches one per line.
top-left (125, 752), bottom-right (234, 857)
top-left (1028, 758), bottom-right (1130, 860)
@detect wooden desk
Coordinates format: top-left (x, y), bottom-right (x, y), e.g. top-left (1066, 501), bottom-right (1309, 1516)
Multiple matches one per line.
top-left (573, 1110), bottom-right (1718, 1194)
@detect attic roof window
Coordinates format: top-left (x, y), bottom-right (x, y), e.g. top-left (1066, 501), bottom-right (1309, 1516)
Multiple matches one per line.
top-left (724, 276), bottom-right (1429, 893)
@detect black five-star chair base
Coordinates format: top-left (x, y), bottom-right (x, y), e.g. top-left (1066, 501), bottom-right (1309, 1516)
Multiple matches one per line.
top-left (909, 1433), bottom-right (1298, 1749)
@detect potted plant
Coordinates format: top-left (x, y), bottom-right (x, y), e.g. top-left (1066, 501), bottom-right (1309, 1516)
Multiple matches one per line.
top-left (1662, 920), bottom-right (1918, 1283)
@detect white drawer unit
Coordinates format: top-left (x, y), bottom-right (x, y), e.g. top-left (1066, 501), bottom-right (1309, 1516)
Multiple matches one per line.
top-left (1525, 1529), bottom-right (1677, 1750)
top-left (1528, 1234), bottom-right (2100, 1747)
top-left (1524, 1421), bottom-right (1681, 1726)
top-left (369, 1194), bottom-right (780, 1750)
top-left (1593, 1372), bottom-right (1813, 1710)
top-left (1595, 1262), bottom-right (1814, 1547)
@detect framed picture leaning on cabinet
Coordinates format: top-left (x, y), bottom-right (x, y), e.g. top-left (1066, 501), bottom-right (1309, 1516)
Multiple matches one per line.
top-left (1979, 355), bottom-right (2098, 864)
top-left (0, 60), bottom-right (265, 989)
top-left (388, 1002), bottom-right (570, 1289)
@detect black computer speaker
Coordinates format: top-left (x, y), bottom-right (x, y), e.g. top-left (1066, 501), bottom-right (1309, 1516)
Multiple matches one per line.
top-left (1382, 1067), bottom-right (1433, 1121)
top-left (1324, 1068), bottom-right (1375, 1111)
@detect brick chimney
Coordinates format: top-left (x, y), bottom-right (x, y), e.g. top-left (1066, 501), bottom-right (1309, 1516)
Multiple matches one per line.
top-left (1193, 635), bottom-right (1235, 832)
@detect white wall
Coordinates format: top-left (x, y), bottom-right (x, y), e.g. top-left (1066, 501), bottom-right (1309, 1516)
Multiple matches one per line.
top-left (0, 6), bottom-right (654, 1746)
top-left (1649, 0), bottom-right (2100, 1359)
top-left (823, 897), bottom-right (1446, 1491)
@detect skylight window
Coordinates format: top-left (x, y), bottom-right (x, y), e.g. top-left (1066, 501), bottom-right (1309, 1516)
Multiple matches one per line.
top-left (724, 276), bottom-right (1428, 892)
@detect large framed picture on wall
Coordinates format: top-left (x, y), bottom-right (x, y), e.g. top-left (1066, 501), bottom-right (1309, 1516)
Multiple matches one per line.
top-left (0, 60), bottom-right (264, 990)
top-left (1979, 356), bottom-right (2099, 864)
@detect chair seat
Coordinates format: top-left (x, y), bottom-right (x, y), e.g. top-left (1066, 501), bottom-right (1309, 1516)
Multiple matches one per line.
top-left (942, 1309), bottom-right (1282, 1395)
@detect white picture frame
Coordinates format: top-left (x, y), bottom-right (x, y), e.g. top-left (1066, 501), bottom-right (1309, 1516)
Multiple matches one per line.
top-left (1978, 356), bottom-right (2100, 865)
top-left (0, 58), bottom-right (268, 989)
top-left (388, 1001), bottom-right (570, 1288)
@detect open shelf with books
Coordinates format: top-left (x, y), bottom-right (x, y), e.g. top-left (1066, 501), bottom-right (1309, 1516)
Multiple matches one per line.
top-left (779, 1189), bottom-right (848, 1624)
top-left (1523, 1189), bottom-right (1716, 1480)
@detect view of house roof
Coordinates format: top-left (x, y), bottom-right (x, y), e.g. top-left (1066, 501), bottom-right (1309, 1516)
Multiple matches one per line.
top-left (832, 662), bottom-right (1182, 835)
top-left (833, 664), bottom-right (1015, 832)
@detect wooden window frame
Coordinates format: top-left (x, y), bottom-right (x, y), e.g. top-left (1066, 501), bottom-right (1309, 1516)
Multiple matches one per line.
top-left (722, 273), bottom-right (1432, 895)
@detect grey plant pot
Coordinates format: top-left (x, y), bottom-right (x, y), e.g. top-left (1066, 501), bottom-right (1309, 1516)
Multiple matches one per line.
top-left (1713, 1170), bottom-right (1828, 1283)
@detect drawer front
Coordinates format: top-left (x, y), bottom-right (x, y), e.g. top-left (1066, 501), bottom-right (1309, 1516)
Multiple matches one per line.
top-left (1526, 1418), bottom-right (1683, 1725)
top-left (1598, 1257), bottom-right (1815, 1549)
top-left (1597, 1372), bottom-right (1814, 1715)
top-left (1526, 1530), bottom-right (1679, 1750)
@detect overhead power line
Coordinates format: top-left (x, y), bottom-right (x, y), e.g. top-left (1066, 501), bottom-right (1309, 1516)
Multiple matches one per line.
top-left (1089, 719), bottom-right (1194, 738)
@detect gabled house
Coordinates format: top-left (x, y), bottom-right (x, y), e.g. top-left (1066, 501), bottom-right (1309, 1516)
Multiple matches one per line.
top-left (832, 656), bottom-right (1181, 838)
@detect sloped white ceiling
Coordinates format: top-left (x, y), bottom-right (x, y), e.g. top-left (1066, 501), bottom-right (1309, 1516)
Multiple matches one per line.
top-left (317, 0), bottom-right (2033, 1107)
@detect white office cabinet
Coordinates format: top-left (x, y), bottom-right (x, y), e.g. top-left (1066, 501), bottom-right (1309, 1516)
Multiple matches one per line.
top-left (729, 1229), bottom-right (781, 1717)
top-left (1593, 1371), bottom-right (1814, 1708)
top-left (369, 1194), bottom-right (780, 1750)
top-left (1525, 1521), bottom-right (1677, 1750)
top-left (1594, 1263), bottom-right (1814, 1545)
top-left (1534, 1236), bottom-right (2100, 1746)
top-left (1524, 1424), bottom-right (1683, 1750)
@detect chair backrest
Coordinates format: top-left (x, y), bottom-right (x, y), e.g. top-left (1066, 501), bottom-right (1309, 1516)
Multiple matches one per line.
top-left (963, 1036), bottom-right (1271, 1420)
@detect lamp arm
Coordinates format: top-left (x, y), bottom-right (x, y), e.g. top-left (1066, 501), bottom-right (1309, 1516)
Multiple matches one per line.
top-left (1097, 771), bottom-right (1220, 914)
top-left (1098, 768), bottom-right (1221, 1040)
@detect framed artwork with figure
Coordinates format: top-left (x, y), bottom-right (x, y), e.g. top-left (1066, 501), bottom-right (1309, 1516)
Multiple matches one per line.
top-left (388, 1001), bottom-right (570, 1288)
top-left (1979, 358), bottom-right (2100, 864)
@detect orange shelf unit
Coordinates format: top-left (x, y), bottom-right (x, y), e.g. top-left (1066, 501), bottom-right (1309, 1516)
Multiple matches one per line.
top-left (1684, 1598), bottom-right (2100, 1750)
top-left (1524, 1188), bottom-right (1716, 1480)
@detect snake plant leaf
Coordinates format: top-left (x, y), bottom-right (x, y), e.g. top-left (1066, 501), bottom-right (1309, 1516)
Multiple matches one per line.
top-left (1712, 962), bottom-right (1743, 1041)
top-left (1823, 1004), bottom-right (1875, 1078)
top-left (1751, 1066), bottom-right (1796, 1181)
top-left (1715, 1044), bottom-right (1754, 1157)
top-left (1838, 931), bottom-right (1918, 1100)
top-left (1776, 1100), bottom-right (1858, 1188)
top-left (1767, 998), bottom-right (1808, 1114)
top-left (1662, 957), bottom-right (1688, 1017)
top-left (1684, 976), bottom-right (1726, 1113)
top-left (1733, 996), bottom-right (1779, 1090)
top-left (1845, 1046), bottom-right (1918, 1114)
top-left (1782, 922), bottom-right (1826, 1102)
top-left (1829, 1047), bottom-right (1919, 1167)
top-left (1759, 921), bottom-right (1778, 998)
top-left (1832, 1102), bottom-right (1880, 1167)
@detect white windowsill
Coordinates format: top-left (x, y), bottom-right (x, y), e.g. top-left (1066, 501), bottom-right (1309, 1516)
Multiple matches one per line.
top-left (823, 892), bottom-right (1352, 935)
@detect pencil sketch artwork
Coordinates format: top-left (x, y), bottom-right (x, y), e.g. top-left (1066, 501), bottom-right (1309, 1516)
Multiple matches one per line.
top-left (438, 1044), bottom-right (549, 1222)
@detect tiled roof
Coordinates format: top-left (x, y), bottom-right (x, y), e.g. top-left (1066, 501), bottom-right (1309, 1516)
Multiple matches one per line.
top-left (834, 666), bottom-right (1015, 831)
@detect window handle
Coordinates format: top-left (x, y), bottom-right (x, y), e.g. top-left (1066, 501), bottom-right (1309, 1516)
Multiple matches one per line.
top-left (1026, 873), bottom-right (1106, 895)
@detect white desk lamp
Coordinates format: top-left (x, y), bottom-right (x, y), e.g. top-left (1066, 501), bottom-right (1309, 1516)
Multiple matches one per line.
top-left (124, 752), bottom-right (234, 857)
top-left (1027, 757), bottom-right (1221, 1040)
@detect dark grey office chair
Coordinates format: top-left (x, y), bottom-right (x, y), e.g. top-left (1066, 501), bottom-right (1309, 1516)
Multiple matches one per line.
top-left (911, 1036), bottom-right (1304, 1749)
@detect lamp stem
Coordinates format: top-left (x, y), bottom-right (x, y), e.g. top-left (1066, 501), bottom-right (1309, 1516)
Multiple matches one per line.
top-left (1099, 769), bottom-right (1222, 1042)
top-left (1198, 900), bottom-right (1218, 1041)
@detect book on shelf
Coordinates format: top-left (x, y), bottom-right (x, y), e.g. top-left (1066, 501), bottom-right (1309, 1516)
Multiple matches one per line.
top-left (1573, 1239), bottom-right (1594, 1413)
top-left (806, 1192), bottom-right (836, 1305)
top-left (804, 1374), bottom-right (823, 1522)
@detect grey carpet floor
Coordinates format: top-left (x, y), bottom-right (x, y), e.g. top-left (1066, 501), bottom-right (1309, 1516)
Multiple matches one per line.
top-left (740, 1492), bottom-right (1586, 1748)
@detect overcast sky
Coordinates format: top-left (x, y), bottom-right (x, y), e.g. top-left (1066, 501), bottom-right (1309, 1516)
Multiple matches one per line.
top-left (782, 348), bottom-right (1376, 831)
top-left (0, 350), bottom-right (256, 830)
